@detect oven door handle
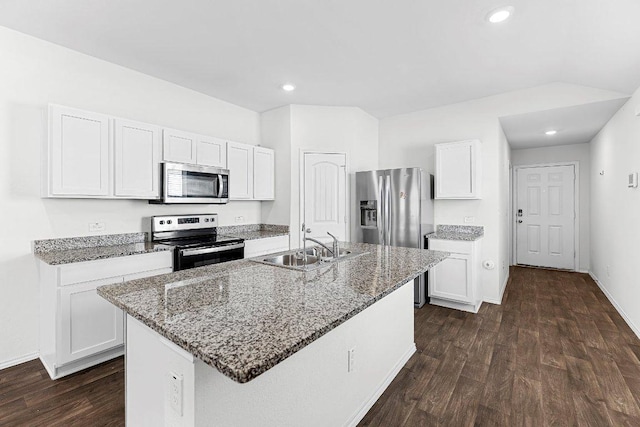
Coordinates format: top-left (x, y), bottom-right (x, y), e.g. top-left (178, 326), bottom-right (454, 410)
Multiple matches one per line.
top-left (179, 243), bottom-right (245, 257)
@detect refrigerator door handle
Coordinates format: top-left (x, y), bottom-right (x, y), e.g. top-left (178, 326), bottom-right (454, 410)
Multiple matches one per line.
top-left (385, 174), bottom-right (391, 246)
top-left (378, 175), bottom-right (385, 244)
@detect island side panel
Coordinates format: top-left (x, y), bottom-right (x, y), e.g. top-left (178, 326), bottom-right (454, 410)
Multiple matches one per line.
top-left (193, 280), bottom-right (416, 427)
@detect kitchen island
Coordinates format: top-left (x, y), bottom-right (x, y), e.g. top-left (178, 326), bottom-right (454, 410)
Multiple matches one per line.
top-left (98, 242), bottom-right (448, 426)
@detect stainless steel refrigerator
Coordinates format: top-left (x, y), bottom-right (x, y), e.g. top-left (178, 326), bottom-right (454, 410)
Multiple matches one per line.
top-left (354, 168), bottom-right (434, 307)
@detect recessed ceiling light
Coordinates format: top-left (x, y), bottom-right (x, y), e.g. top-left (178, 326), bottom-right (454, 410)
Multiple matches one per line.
top-left (281, 83), bottom-right (296, 92)
top-left (487, 6), bottom-right (514, 23)
top-left (545, 130), bottom-right (558, 136)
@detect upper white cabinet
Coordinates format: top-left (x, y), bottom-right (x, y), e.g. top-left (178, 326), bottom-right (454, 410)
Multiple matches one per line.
top-left (435, 139), bottom-right (482, 199)
top-left (253, 146), bottom-right (275, 200)
top-left (114, 119), bottom-right (161, 199)
top-left (196, 135), bottom-right (227, 168)
top-left (47, 105), bottom-right (110, 197)
top-left (227, 141), bottom-right (254, 199)
top-left (162, 128), bottom-right (197, 164)
top-left (227, 141), bottom-right (275, 200)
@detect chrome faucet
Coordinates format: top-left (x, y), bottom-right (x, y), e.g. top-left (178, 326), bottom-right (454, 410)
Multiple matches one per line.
top-left (327, 232), bottom-right (339, 258)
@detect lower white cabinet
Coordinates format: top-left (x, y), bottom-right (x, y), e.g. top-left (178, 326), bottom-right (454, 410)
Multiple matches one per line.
top-left (38, 251), bottom-right (173, 379)
top-left (428, 238), bottom-right (482, 313)
top-left (244, 235), bottom-right (289, 258)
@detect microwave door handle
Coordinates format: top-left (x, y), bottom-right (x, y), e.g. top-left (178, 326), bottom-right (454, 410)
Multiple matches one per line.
top-left (218, 174), bottom-right (224, 197)
top-left (180, 243), bottom-right (244, 257)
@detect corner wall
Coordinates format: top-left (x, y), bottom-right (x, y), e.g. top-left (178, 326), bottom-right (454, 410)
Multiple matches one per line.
top-left (590, 87), bottom-right (640, 335)
top-left (379, 83), bottom-right (628, 303)
top-left (0, 27), bottom-right (262, 366)
top-left (511, 143), bottom-right (591, 272)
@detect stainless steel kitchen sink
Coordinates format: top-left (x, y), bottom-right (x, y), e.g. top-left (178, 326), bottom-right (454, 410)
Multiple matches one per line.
top-left (256, 248), bottom-right (366, 271)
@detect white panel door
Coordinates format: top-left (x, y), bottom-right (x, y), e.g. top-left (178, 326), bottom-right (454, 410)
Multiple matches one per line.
top-left (197, 136), bottom-right (227, 168)
top-left (253, 147), bottom-right (275, 200)
top-left (303, 153), bottom-right (347, 242)
top-left (114, 119), bottom-right (161, 198)
top-left (516, 165), bottom-right (575, 269)
top-left (227, 141), bottom-right (254, 199)
top-left (58, 276), bottom-right (125, 365)
top-left (49, 105), bottom-right (110, 196)
top-left (163, 128), bottom-right (196, 163)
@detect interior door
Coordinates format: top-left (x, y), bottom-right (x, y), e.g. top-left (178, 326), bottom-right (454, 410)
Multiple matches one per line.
top-left (516, 165), bottom-right (575, 269)
top-left (303, 153), bottom-right (347, 243)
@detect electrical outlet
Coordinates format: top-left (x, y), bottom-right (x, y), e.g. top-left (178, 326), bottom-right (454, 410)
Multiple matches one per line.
top-left (168, 372), bottom-right (183, 415)
top-left (348, 348), bottom-right (356, 373)
top-left (88, 222), bottom-right (105, 232)
top-left (463, 216), bottom-right (475, 223)
top-left (234, 216), bottom-right (244, 223)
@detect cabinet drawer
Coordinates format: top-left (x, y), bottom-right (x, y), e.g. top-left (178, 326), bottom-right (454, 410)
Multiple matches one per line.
top-left (428, 238), bottom-right (472, 255)
top-left (59, 251), bottom-right (173, 286)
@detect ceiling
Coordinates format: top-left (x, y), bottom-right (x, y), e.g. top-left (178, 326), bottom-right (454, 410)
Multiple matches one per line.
top-left (500, 98), bottom-right (629, 150)
top-left (1, 0), bottom-right (640, 118)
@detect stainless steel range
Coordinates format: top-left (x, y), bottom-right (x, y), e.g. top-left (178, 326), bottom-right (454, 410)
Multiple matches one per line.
top-left (151, 214), bottom-right (244, 271)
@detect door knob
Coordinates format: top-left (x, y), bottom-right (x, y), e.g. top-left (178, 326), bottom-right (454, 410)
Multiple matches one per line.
top-left (518, 220), bottom-right (523, 223)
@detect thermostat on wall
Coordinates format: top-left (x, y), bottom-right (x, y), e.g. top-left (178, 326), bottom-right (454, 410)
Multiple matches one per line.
top-left (629, 172), bottom-right (638, 188)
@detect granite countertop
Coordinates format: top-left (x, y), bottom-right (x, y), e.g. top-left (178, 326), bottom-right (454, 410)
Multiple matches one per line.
top-left (97, 242), bottom-right (449, 383)
top-left (33, 233), bottom-right (174, 265)
top-left (426, 225), bottom-right (484, 242)
top-left (218, 224), bottom-right (289, 241)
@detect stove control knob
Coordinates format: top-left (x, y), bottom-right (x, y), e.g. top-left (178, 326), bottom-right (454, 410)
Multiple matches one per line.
top-left (159, 220), bottom-right (165, 225)
top-left (167, 220), bottom-right (172, 225)
top-left (204, 218), bottom-right (209, 222)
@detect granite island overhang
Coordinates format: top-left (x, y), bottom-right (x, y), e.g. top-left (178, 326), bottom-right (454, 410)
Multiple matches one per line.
top-left (97, 242), bottom-right (449, 426)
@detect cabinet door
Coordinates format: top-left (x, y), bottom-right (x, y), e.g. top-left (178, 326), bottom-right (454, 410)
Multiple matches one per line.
top-left (49, 105), bottom-right (110, 196)
top-left (253, 147), bottom-right (275, 200)
top-left (428, 252), bottom-right (474, 303)
top-left (58, 276), bottom-right (124, 365)
top-left (197, 136), bottom-right (227, 168)
top-left (435, 140), bottom-right (481, 199)
top-left (114, 119), bottom-right (161, 198)
top-left (163, 128), bottom-right (196, 164)
top-left (227, 141), bottom-right (254, 199)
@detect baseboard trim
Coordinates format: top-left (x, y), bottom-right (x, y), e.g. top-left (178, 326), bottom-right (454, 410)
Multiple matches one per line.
top-left (589, 271), bottom-right (640, 340)
top-left (346, 343), bottom-right (417, 427)
top-left (0, 352), bottom-right (39, 371)
top-left (484, 273), bottom-right (510, 305)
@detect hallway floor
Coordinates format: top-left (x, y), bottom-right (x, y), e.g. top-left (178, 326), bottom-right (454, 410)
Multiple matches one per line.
top-left (2, 267), bottom-right (640, 425)
top-left (359, 266), bottom-right (640, 426)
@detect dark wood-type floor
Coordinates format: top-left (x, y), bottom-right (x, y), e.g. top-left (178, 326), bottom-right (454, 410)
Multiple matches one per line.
top-left (2, 266), bottom-right (640, 426)
top-left (360, 266), bottom-right (640, 426)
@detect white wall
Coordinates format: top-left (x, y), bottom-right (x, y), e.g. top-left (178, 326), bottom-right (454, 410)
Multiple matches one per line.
top-left (590, 87), bottom-right (640, 336)
top-left (379, 83), bottom-right (627, 304)
top-left (0, 27), bottom-right (262, 366)
top-left (261, 105), bottom-right (379, 248)
top-left (511, 143), bottom-right (591, 272)
top-left (498, 127), bottom-right (511, 296)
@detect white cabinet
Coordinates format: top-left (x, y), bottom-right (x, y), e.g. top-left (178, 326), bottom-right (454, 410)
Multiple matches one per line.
top-left (253, 147), bottom-right (275, 200)
top-left (227, 141), bottom-right (275, 201)
top-left (47, 105), bottom-right (110, 197)
top-left (114, 119), bottom-right (161, 198)
top-left (163, 128), bottom-right (197, 164)
top-left (428, 238), bottom-right (482, 313)
top-left (244, 235), bottom-right (289, 258)
top-left (435, 139), bottom-right (482, 199)
top-left (227, 141), bottom-right (254, 199)
top-left (197, 135), bottom-right (227, 168)
top-left (38, 251), bottom-right (173, 379)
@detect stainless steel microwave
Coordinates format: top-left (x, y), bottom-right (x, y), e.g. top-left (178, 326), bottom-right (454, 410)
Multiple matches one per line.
top-left (155, 162), bottom-right (229, 204)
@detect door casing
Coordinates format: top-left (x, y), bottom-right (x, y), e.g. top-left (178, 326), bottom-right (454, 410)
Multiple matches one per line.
top-left (512, 161), bottom-right (580, 271)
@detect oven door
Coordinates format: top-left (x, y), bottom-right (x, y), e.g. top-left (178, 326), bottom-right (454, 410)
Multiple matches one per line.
top-left (176, 242), bottom-right (244, 271)
top-left (162, 162), bottom-right (229, 204)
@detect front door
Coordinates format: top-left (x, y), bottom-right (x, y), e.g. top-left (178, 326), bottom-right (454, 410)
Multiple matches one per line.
top-left (516, 165), bottom-right (575, 269)
top-left (303, 153), bottom-right (347, 243)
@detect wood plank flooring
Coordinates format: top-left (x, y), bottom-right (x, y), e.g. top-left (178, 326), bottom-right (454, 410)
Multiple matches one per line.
top-left (360, 266), bottom-right (640, 426)
top-left (2, 266), bottom-right (640, 426)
